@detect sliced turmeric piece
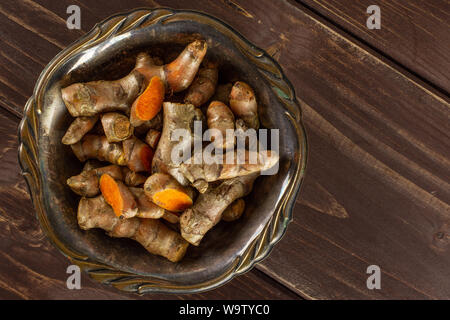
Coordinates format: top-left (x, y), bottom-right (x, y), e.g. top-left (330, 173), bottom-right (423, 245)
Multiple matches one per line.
top-left (101, 112), bottom-right (133, 142)
top-left (130, 76), bottom-right (164, 127)
top-left (144, 173), bottom-right (194, 212)
top-left (67, 164), bottom-right (123, 197)
top-left (100, 173), bottom-right (138, 218)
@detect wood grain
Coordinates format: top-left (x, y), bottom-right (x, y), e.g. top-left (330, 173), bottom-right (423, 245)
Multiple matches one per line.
top-left (0, 0), bottom-right (449, 299)
top-left (296, 0), bottom-right (450, 94)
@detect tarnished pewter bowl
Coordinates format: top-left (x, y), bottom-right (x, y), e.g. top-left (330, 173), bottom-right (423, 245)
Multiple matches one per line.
top-left (18, 8), bottom-right (307, 294)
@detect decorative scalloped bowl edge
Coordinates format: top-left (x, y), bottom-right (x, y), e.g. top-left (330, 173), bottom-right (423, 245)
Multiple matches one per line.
top-left (17, 7), bottom-right (308, 294)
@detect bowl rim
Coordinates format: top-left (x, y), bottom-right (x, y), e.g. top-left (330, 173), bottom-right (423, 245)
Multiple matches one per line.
top-left (17, 7), bottom-right (308, 294)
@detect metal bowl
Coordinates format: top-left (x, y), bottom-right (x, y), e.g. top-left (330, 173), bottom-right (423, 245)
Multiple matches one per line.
top-left (18, 8), bottom-right (307, 294)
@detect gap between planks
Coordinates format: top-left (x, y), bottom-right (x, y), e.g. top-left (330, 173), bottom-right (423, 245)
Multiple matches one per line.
top-left (292, 0), bottom-right (450, 100)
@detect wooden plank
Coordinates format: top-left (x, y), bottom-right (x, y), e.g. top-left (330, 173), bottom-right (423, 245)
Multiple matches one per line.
top-left (296, 0), bottom-right (450, 93)
top-left (0, 0), bottom-right (449, 299)
top-left (153, 0), bottom-right (449, 298)
top-left (0, 108), bottom-right (299, 299)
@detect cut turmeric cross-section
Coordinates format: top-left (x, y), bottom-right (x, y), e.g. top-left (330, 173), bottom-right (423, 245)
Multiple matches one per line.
top-left (144, 173), bottom-right (194, 212)
top-left (130, 76), bottom-right (164, 126)
top-left (100, 173), bottom-right (138, 218)
top-left (153, 189), bottom-right (193, 212)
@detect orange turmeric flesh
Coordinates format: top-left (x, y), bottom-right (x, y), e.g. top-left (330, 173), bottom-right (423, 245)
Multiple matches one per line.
top-left (100, 174), bottom-right (123, 217)
top-left (144, 173), bottom-right (194, 213)
top-left (100, 174), bottom-right (137, 218)
top-left (135, 76), bottom-right (164, 121)
top-left (152, 189), bottom-right (193, 212)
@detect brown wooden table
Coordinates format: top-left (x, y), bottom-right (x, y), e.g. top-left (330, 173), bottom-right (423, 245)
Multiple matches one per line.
top-left (0, 0), bottom-right (448, 300)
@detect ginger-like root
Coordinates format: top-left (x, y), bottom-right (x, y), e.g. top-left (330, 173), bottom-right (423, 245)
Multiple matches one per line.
top-left (134, 218), bottom-right (188, 262)
top-left (67, 164), bottom-right (123, 197)
top-left (152, 102), bottom-right (204, 185)
top-left (62, 115), bottom-right (99, 145)
top-left (180, 173), bottom-right (258, 245)
top-left (77, 195), bottom-right (188, 262)
top-left (130, 76), bottom-right (165, 127)
top-left (229, 81), bottom-right (259, 130)
top-left (61, 68), bottom-right (146, 117)
top-left (206, 101), bottom-right (235, 150)
top-left (121, 167), bottom-right (147, 187)
top-left (89, 121), bottom-right (105, 135)
top-left (123, 136), bottom-right (154, 173)
top-left (179, 150), bottom-right (279, 192)
top-left (133, 111), bottom-right (163, 137)
top-left (212, 83), bottom-right (233, 105)
top-left (184, 62), bottom-right (218, 107)
top-left (99, 174), bottom-right (138, 218)
top-left (144, 173), bottom-right (194, 213)
top-left (135, 40), bottom-right (207, 93)
top-left (71, 134), bottom-right (126, 165)
top-left (129, 187), bottom-right (165, 219)
top-left (222, 199), bottom-right (245, 222)
top-left (235, 118), bottom-right (248, 132)
top-left (82, 159), bottom-right (103, 172)
top-left (145, 129), bottom-right (161, 149)
top-left (162, 211), bottom-right (180, 224)
top-left (101, 112), bottom-right (133, 142)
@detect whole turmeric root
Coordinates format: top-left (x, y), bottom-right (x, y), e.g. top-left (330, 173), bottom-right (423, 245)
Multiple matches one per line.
top-left (229, 81), bottom-right (259, 130)
top-left (184, 62), bottom-right (218, 107)
top-left (222, 199), bottom-right (245, 222)
top-left (180, 173), bottom-right (258, 246)
top-left (206, 101), bottom-right (235, 150)
top-left (77, 195), bottom-right (189, 262)
top-left (99, 174), bottom-right (138, 218)
top-left (162, 211), bottom-right (180, 224)
top-left (134, 40), bottom-right (207, 93)
top-left (61, 68), bottom-right (146, 117)
top-left (61, 41), bottom-right (205, 116)
top-left (101, 112), bottom-right (133, 142)
top-left (71, 134), bottom-right (126, 165)
top-left (123, 136), bottom-right (154, 173)
top-left (129, 187), bottom-right (165, 219)
top-left (145, 129), bottom-right (161, 149)
top-left (67, 164), bottom-right (123, 197)
top-left (82, 159), bottom-right (103, 172)
top-left (152, 102), bottom-right (204, 185)
top-left (133, 111), bottom-right (163, 137)
top-left (62, 115), bottom-right (99, 145)
top-left (144, 173), bottom-right (194, 213)
top-left (121, 167), bottom-right (147, 187)
top-left (179, 150), bottom-right (279, 192)
top-left (212, 83), bottom-right (233, 105)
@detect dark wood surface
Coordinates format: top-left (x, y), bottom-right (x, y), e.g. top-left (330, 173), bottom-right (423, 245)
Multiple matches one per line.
top-left (297, 0), bottom-right (450, 94)
top-left (0, 0), bottom-right (448, 299)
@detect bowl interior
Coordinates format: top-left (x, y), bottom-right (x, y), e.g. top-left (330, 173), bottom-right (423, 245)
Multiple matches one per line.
top-left (36, 14), bottom-right (300, 285)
